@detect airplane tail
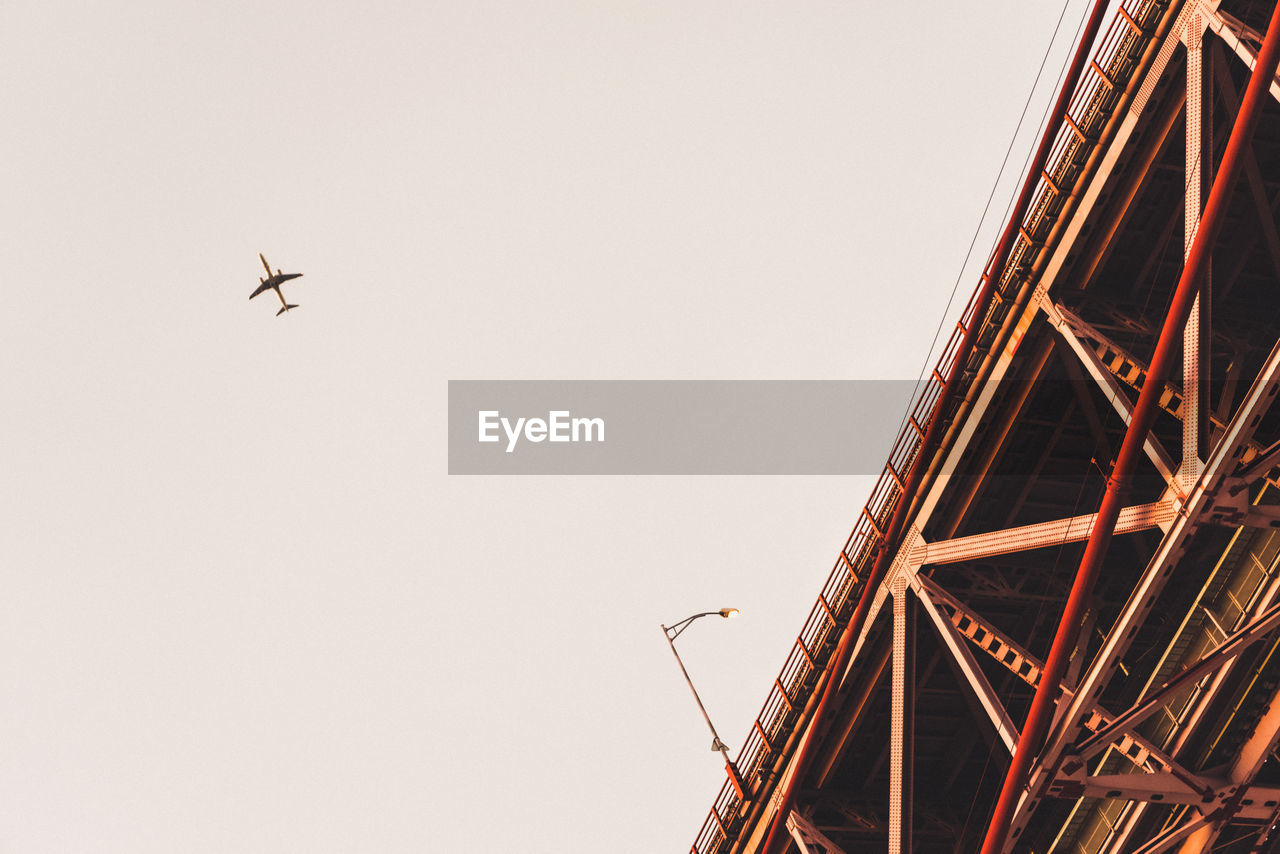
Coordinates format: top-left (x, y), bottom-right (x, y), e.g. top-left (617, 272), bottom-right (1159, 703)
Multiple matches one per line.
top-left (276, 304), bottom-right (299, 317)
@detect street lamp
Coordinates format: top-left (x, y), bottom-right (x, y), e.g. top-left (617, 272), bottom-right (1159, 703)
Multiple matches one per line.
top-left (662, 608), bottom-right (746, 798)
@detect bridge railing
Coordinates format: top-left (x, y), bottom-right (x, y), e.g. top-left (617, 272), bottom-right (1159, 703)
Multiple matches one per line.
top-left (688, 1), bottom-right (1169, 851)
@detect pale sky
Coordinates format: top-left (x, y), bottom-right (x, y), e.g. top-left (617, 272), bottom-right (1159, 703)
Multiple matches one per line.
top-left (2, 2), bottom-right (1091, 851)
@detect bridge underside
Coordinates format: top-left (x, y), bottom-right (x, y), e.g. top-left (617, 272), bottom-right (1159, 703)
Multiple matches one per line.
top-left (690, 1), bottom-right (1280, 852)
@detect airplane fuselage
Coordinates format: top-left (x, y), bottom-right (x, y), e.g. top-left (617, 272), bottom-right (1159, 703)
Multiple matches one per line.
top-left (250, 254), bottom-right (303, 315)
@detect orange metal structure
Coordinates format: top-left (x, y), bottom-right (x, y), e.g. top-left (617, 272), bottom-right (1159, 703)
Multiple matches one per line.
top-left (685, 1), bottom-right (1280, 851)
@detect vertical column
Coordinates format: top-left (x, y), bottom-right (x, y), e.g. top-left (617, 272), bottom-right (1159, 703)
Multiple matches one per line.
top-left (1183, 12), bottom-right (1210, 487)
top-left (889, 576), bottom-right (915, 853)
top-left (1201, 42), bottom-right (1213, 455)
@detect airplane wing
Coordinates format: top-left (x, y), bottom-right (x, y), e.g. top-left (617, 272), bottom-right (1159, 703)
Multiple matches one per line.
top-left (249, 281), bottom-right (273, 299)
top-left (260, 253), bottom-right (273, 276)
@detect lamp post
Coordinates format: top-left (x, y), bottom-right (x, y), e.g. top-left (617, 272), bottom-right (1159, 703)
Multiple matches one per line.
top-left (662, 608), bottom-right (746, 798)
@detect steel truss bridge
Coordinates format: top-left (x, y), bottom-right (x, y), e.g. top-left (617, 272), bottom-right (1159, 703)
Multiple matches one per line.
top-left (687, 1), bottom-right (1280, 851)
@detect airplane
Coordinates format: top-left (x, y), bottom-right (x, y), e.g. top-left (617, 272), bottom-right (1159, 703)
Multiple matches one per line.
top-left (249, 253), bottom-right (302, 316)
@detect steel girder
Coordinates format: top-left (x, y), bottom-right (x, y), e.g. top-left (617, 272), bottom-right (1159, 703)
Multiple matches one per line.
top-left (685, 2), bottom-right (1280, 852)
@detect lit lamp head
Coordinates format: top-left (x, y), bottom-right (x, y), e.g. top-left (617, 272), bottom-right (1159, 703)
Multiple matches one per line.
top-left (718, 608), bottom-right (740, 619)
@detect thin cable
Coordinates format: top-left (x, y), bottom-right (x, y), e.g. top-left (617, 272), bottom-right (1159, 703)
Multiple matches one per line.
top-left (889, 0), bottom-right (1083, 446)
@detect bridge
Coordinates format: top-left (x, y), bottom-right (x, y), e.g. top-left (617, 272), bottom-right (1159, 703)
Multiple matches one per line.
top-left (687, 0), bottom-right (1280, 851)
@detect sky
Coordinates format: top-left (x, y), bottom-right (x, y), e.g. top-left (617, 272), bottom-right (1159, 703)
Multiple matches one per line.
top-left (2, 1), bottom-right (1094, 851)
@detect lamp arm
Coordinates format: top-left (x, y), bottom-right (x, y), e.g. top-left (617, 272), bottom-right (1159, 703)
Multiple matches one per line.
top-left (661, 611), bottom-right (718, 641)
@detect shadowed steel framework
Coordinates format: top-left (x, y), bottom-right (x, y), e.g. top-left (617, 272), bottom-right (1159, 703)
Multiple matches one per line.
top-left (685, 1), bottom-right (1280, 851)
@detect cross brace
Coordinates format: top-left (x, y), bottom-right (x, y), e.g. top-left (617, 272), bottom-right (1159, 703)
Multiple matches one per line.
top-left (1044, 302), bottom-right (1181, 484)
top-left (921, 501), bottom-right (1174, 567)
top-left (1047, 770), bottom-right (1280, 820)
top-left (1052, 303), bottom-right (1271, 469)
top-left (1202, 2), bottom-right (1280, 105)
top-left (1068, 596), bottom-right (1280, 766)
top-left (1206, 480), bottom-right (1280, 527)
top-left (785, 810), bottom-right (848, 854)
top-left (917, 576), bottom-right (1189, 776)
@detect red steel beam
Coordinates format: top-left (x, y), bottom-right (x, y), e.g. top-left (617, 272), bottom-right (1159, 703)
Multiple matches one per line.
top-left (979, 4), bottom-right (1280, 852)
top-left (756, 4), bottom-right (1115, 852)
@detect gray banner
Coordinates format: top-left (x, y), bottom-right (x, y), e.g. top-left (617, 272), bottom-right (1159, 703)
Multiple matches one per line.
top-left (448, 381), bottom-right (918, 474)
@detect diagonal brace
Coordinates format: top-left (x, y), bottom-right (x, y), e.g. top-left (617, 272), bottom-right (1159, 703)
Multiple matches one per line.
top-left (914, 579), bottom-right (1019, 753)
top-left (1069, 597), bottom-right (1280, 764)
top-left (1203, 3), bottom-right (1280, 105)
top-left (1043, 302), bottom-right (1180, 485)
top-left (916, 576), bottom-right (1192, 779)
